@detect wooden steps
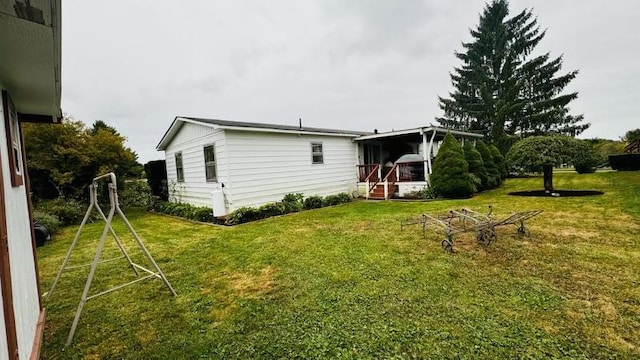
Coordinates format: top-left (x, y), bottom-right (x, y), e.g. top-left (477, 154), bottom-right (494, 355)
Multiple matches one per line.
top-left (368, 184), bottom-right (397, 200)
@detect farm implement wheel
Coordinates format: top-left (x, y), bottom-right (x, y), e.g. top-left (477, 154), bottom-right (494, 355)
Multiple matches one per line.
top-left (441, 239), bottom-right (453, 253)
top-left (476, 228), bottom-right (496, 246)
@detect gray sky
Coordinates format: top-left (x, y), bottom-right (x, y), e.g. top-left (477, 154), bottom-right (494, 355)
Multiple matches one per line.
top-left (61, 1), bottom-right (640, 163)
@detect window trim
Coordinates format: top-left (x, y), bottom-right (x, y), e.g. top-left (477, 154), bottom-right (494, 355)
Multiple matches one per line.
top-left (311, 142), bottom-right (324, 165)
top-left (175, 152), bottom-right (184, 182)
top-left (203, 144), bottom-right (217, 183)
top-left (2, 90), bottom-right (24, 187)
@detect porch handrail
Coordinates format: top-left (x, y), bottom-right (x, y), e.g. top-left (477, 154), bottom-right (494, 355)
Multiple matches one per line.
top-left (382, 163), bottom-right (398, 199)
top-left (364, 164), bottom-right (380, 192)
top-left (358, 164), bottom-right (379, 182)
top-left (397, 160), bottom-right (431, 182)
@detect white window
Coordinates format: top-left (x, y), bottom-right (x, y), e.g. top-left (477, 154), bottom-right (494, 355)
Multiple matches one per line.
top-left (203, 145), bottom-right (217, 182)
top-left (311, 142), bottom-right (323, 164)
top-left (175, 152), bottom-right (184, 182)
top-left (2, 90), bottom-right (23, 187)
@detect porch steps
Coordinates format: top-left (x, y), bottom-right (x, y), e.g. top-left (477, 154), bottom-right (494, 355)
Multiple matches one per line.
top-left (368, 184), bottom-right (397, 200)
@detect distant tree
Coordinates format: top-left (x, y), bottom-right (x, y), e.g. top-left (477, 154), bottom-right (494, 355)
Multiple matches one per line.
top-left (506, 135), bottom-right (585, 191)
top-left (437, 0), bottom-right (589, 152)
top-left (463, 141), bottom-right (487, 191)
top-left (573, 142), bottom-right (602, 174)
top-left (623, 129), bottom-right (640, 143)
top-left (23, 117), bottom-right (142, 200)
top-left (430, 133), bottom-right (475, 198)
top-left (476, 140), bottom-right (500, 188)
top-left (489, 144), bottom-right (508, 180)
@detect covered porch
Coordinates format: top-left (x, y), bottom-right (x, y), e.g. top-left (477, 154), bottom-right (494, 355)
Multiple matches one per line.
top-left (355, 126), bottom-right (483, 199)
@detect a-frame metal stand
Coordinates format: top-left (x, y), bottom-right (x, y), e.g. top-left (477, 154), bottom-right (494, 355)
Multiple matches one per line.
top-left (44, 173), bottom-right (177, 347)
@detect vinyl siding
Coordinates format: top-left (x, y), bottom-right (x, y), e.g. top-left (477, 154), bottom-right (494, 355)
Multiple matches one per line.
top-left (0, 88), bottom-right (40, 360)
top-left (224, 130), bottom-right (357, 210)
top-left (164, 122), bottom-right (228, 207)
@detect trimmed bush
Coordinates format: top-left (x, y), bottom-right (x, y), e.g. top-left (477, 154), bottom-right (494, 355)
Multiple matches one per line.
top-left (225, 206), bottom-right (263, 225)
top-left (258, 202), bottom-right (287, 217)
top-left (33, 211), bottom-right (61, 235)
top-left (430, 133), bottom-right (475, 199)
top-left (609, 154), bottom-right (640, 171)
top-left (323, 193), bottom-right (351, 206)
top-left (119, 181), bottom-right (154, 209)
top-left (154, 202), bottom-right (214, 222)
top-left (463, 141), bottom-right (487, 191)
top-left (36, 198), bottom-right (87, 225)
top-left (476, 140), bottom-right (500, 188)
top-left (303, 196), bottom-right (324, 209)
top-left (489, 144), bottom-right (508, 180)
top-left (282, 193), bottom-right (304, 213)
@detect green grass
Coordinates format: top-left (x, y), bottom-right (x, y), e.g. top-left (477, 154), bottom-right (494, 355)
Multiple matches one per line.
top-left (38, 172), bottom-right (640, 359)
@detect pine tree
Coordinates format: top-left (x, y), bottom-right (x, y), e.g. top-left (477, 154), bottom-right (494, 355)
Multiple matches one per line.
top-left (489, 144), bottom-right (508, 180)
top-left (463, 141), bottom-right (488, 191)
top-left (476, 140), bottom-right (500, 188)
top-left (430, 133), bottom-right (475, 198)
top-left (437, 0), bottom-right (589, 151)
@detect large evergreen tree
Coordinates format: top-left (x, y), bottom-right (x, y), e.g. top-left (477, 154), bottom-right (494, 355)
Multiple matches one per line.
top-left (430, 133), bottom-right (475, 199)
top-left (437, 0), bottom-right (589, 150)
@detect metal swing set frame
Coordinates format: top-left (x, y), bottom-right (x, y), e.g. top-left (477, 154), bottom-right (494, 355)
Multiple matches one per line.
top-left (44, 173), bottom-right (177, 347)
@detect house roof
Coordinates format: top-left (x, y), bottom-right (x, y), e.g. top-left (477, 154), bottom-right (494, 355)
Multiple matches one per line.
top-left (0, 0), bottom-right (62, 121)
top-left (354, 126), bottom-right (484, 141)
top-left (156, 117), bottom-right (370, 150)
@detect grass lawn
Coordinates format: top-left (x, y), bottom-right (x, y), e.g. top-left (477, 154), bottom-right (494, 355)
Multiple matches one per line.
top-left (38, 172), bottom-right (640, 359)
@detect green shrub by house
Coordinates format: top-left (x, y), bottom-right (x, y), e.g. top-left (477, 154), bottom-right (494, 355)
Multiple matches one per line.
top-left (463, 141), bottom-right (487, 191)
top-left (430, 133), bottom-right (475, 199)
top-left (476, 140), bottom-right (500, 188)
top-left (489, 144), bottom-right (508, 180)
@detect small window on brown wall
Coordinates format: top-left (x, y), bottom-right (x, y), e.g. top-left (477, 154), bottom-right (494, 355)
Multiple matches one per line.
top-left (2, 91), bottom-right (24, 187)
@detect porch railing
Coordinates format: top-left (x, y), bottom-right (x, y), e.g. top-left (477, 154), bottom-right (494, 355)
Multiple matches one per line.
top-left (382, 163), bottom-right (398, 199)
top-left (357, 164), bottom-right (379, 182)
top-left (397, 160), bottom-right (431, 182)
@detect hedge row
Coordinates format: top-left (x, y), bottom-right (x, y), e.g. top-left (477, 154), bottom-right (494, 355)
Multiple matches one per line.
top-left (154, 202), bottom-right (214, 223)
top-left (225, 192), bottom-right (352, 225)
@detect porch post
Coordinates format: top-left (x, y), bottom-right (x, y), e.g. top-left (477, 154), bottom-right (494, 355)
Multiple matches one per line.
top-left (422, 130), bottom-right (428, 179)
top-left (426, 130), bottom-right (437, 175)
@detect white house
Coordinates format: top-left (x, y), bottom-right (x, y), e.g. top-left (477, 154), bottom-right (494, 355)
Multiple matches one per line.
top-left (156, 117), bottom-right (366, 215)
top-left (0, 1), bottom-right (62, 359)
top-left (157, 117), bottom-right (482, 217)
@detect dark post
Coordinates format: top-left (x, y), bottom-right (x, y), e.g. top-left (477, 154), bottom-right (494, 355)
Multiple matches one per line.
top-left (543, 164), bottom-right (553, 192)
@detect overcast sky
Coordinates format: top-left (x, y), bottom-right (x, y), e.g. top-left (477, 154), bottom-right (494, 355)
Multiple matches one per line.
top-left (61, 0), bottom-right (640, 163)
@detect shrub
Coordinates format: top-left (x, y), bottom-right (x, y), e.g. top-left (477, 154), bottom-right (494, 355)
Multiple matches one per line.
top-left (225, 206), bottom-right (263, 225)
top-left (258, 202), bottom-right (287, 217)
top-left (33, 211), bottom-right (61, 235)
top-left (36, 198), bottom-right (87, 225)
top-left (573, 141), bottom-right (603, 174)
top-left (430, 133), bottom-right (475, 199)
top-left (303, 196), bottom-right (324, 209)
top-left (119, 181), bottom-right (154, 209)
top-left (476, 140), bottom-right (501, 188)
top-left (609, 154), bottom-right (640, 171)
top-left (144, 160), bottom-right (168, 201)
top-left (154, 201), bottom-right (214, 222)
top-left (282, 193), bottom-right (304, 212)
top-left (489, 144), bottom-right (508, 180)
top-left (463, 141), bottom-right (487, 191)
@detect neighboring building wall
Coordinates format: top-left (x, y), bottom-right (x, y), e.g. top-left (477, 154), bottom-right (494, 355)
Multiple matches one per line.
top-left (164, 122), bottom-right (227, 207)
top-left (224, 130), bottom-right (357, 211)
top-left (0, 88), bottom-right (40, 360)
